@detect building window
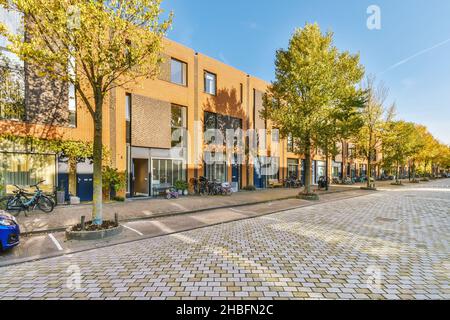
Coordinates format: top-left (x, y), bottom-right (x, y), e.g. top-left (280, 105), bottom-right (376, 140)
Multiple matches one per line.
top-left (287, 159), bottom-right (299, 179)
top-left (204, 160), bottom-right (227, 183)
top-left (240, 83), bottom-right (243, 103)
top-left (171, 58), bottom-right (187, 86)
top-left (68, 83), bottom-right (76, 126)
top-left (151, 158), bottom-right (185, 195)
top-left (0, 152), bottom-right (56, 194)
top-left (287, 134), bottom-right (294, 153)
top-left (171, 104), bottom-right (187, 148)
top-left (125, 93), bottom-right (132, 143)
top-left (204, 71), bottom-right (216, 95)
top-left (203, 111), bottom-right (242, 145)
top-left (0, 7), bottom-right (25, 121)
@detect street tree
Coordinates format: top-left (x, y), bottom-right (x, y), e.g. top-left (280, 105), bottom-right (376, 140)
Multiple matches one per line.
top-left (382, 121), bottom-right (418, 184)
top-left (354, 76), bottom-right (394, 189)
top-left (262, 23), bottom-right (365, 198)
top-left (0, 0), bottom-right (172, 225)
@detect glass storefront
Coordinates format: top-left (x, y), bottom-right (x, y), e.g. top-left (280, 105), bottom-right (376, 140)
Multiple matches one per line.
top-left (332, 161), bottom-right (343, 178)
top-left (287, 159), bottom-right (299, 179)
top-left (151, 158), bottom-right (185, 195)
top-left (204, 161), bottom-right (227, 183)
top-left (0, 152), bottom-right (56, 194)
top-left (315, 161), bottom-right (326, 183)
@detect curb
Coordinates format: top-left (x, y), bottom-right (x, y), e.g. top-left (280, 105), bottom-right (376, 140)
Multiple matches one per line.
top-left (20, 188), bottom-right (355, 236)
top-left (0, 190), bottom-right (371, 268)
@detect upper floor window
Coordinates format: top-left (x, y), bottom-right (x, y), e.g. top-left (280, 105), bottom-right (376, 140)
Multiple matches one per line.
top-left (287, 134), bottom-right (294, 153)
top-left (0, 7), bottom-right (25, 121)
top-left (171, 58), bottom-right (187, 86)
top-left (240, 83), bottom-right (243, 103)
top-left (171, 104), bottom-right (187, 148)
top-left (68, 83), bottom-right (76, 126)
top-left (125, 93), bottom-right (132, 143)
top-left (204, 71), bottom-right (216, 95)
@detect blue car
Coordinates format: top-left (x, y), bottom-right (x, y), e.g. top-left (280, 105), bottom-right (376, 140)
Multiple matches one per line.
top-left (0, 211), bottom-right (20, 251)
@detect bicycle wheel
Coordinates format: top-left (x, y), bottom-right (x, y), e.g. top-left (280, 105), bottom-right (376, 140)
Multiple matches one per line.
top-left (2, 196), bottom-right (22, 216)
top-left (38, 196), bottom-right (54, 213)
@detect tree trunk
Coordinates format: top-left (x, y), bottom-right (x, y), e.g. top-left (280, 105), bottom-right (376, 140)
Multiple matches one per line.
top-left (304, 140), bottom-right (312, 195)
top-left (92, 93), bottom-right (104, 225)
top-left (325, 144), bottom-right (329, 191)
top-left (342, 140), bottom-right (347, 178)
top-left (396, 160), bottom-right (399, 184)
top-left (68, 157), bottom-right (77, 196)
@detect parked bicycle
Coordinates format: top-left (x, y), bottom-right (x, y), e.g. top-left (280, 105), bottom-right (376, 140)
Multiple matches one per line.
top-left (332, 177), bottom-right (341, 185)
top-left (0, 181), bottom-right (55, 217)
top-left (284, 176), bottom-right (303, 188)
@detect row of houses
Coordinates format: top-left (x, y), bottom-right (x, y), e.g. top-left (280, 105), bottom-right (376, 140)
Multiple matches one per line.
top-left (1, 33), bottom-right (376, 201)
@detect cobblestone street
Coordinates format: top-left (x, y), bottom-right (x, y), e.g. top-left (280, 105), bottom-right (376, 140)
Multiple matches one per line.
top-left (0, 180), bottom-right (449, 300)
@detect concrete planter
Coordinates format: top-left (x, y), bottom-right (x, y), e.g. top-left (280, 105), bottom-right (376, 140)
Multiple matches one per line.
top-left (297, 193), bottom-right (320, 201)
top-left (66, 224), bottom-right (123, 241)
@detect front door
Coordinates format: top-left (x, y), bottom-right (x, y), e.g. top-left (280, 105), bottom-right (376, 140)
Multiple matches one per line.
top-left (133, 159), bottom-right (149, 197)
top-left (232, 163), bottom-right (240, 191)
top-left (77, 174), bottom-right (93, 201)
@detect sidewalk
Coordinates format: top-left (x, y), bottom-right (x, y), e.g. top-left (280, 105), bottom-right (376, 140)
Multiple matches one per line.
top-left (16, 184), bottom-right (371, 235)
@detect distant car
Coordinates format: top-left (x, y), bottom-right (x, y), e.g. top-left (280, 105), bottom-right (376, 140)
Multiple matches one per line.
top-left (0, 211), bottom-right (20, 251)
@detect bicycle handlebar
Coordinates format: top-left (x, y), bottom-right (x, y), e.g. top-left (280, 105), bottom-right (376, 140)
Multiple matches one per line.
top-left (13, 180), bottom-right (45, 192)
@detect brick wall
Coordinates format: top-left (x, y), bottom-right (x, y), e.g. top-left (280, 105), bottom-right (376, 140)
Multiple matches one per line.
top-left (131, 94), bottom-right (171, 149)
top-left (25, 64), bottom-right (70, 126)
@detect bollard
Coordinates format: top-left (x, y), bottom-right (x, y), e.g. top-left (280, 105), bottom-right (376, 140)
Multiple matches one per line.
top-left (114, 213), bottom-right (119, 226)
top-left (80, 216), bottom-right (86, 231)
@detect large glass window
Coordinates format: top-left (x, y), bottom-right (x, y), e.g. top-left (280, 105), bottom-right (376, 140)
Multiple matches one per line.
top-left (68, 82), bottom-right (76, 126)
top-left (0, 7), bottom-right (25, 121)
top-left (125, 93), bottom-right (132, 143)
top-left (287, 159), bottom-right (299, 179)
top-left (204, 161), bottom-right (227, 183)
top-left (171, 58), bottom-right (187, 86)
top-left (171, 104), bottom-right (187, 148)
top-left (151, 159), bottom-right (185, 195)
top-left (287, 134), bottom-right (294, 153)
top-left (0, 152), bottom-right (56, 194)
top-left (203, 111), bottom-right (242, 146)
top-left (204, 71), bottom-right (216, 95)
top-left (332, 161), bottom-right (342, 178)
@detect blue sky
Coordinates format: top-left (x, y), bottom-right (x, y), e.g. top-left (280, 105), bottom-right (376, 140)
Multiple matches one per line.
top-left (161, 0), bottom-right (450, 144)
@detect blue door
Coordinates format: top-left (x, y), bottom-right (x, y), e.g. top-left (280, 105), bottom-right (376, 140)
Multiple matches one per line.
top-left (232, 164), bottom-right (240, 185)
top-left (77, 174), bottom-right (93, 202)
top-left (253, 166), bottom-right (264, 189)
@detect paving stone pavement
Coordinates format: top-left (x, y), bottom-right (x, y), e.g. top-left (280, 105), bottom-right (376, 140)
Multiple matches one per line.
top-left (0, 180), bottom-right (449, 300)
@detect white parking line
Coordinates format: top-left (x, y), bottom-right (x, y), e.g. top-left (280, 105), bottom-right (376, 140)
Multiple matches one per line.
top-left (123, 224), bottom-right (144, 236)
top-left (230, 208), bottom-right (256, 214)
top-left (48, 234), bottom-right (63, 251)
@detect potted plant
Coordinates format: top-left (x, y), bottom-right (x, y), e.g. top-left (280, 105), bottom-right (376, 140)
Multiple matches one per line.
top-left (174, 180), bottom-right (188, 196)
top-left (102, 166), bottom-right (126, 201)
top-left (56, 185), bottom-right (66, 205)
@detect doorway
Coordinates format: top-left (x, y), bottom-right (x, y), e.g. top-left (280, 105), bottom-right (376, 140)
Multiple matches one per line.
top-left (133, 159), bottom-right (149, 197)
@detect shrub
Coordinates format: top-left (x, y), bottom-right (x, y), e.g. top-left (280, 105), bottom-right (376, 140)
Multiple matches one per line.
top-left (102, 166), bottom-right (126, 193)
top-left (112, 196), bottom-right (125, 202)
top-left (0, 173), bottom-right (4, 196)
top-left (174, 180), bottom-right (188, 191)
